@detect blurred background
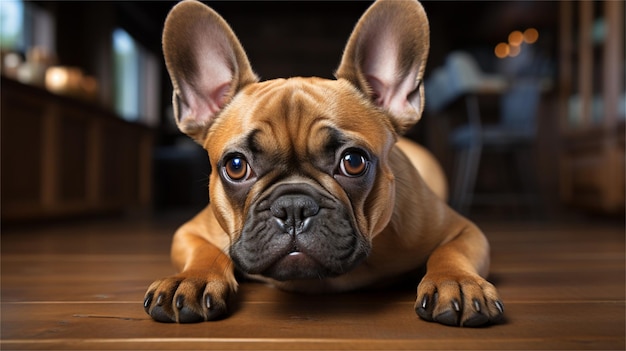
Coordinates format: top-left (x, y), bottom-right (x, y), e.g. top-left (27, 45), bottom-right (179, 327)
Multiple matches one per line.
top-left (1, 1), bottom-right (624, 224)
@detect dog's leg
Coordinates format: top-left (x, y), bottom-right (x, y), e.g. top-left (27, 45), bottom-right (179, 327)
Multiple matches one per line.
top-left (144, 208), bottom-right (237, 323)
top-left (415, 223), bottom-right (504, 327)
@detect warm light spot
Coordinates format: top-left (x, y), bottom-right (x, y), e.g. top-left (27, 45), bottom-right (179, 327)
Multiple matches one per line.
top-left (523, 28), bottom-right (539, 44)
top-left (508, 30), bottom-right (524, 46)
top-left (509, 44), bottom-right (521, 57)
top-left (494, 43), bottom-right (510, 59)
top-left (4, 53), bottom-right (21, 69)
top-left (45, 67), bottom-right (69, 93)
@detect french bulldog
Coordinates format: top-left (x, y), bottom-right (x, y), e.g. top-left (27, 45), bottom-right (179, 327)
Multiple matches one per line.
top-left (144, 0), bottom-right (504, 327)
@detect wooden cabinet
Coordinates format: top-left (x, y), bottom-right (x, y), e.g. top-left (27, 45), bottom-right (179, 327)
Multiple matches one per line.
top-left (558, 1), bottom-right (625, 213)
top-left (1, 77), bottom-right (154, 221)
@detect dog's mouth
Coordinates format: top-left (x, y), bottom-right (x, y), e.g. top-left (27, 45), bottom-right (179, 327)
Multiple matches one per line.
top-left (257, 240), bottom-right (333, 281)
top-left (242, 234), bottom-right (369, 282)
top-left (262, 249), bottom-right (330, 281)
top-left (231, 220), bottom-right (368, 281)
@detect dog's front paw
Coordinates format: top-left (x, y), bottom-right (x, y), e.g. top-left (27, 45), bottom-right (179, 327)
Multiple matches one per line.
top-left (144, 275), bottom-right (234, 323)
top-left (415, 273), bottom-right (504, 327)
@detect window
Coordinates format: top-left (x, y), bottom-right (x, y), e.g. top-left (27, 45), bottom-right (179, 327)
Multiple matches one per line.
top-left (0, 0), bottom-right (25, 50)
top-left (112, 28), bottom-right (160, 126)
top-left (1, 0), bottom-right (54, 53)
top-left (113, 29), bottom-right (140, 121)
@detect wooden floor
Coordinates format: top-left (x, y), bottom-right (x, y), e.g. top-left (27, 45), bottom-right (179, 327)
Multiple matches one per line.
top-left (1, 212), bottom-right (624, 350)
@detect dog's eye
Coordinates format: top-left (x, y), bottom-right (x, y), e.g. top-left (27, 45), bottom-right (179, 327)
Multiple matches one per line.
top-left (224, 156), bottom-right (251, 181)
top-left (339, 150), bottom-right (368, 177)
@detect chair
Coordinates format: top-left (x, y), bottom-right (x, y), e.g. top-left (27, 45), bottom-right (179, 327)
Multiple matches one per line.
top-left (426, 52), bottom-right (542, 215)
top-left (426, 51), bottom-right (508, 111)
top-left (450, 79), bottom-right (541, 215)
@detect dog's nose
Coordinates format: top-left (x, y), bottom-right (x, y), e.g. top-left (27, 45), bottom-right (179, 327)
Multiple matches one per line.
top-left (271, 195), bottom-right (319, 235)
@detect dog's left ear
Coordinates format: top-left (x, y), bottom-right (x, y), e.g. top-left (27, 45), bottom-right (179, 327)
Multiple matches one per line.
top-left (336, 0), bottom-right (429, 134)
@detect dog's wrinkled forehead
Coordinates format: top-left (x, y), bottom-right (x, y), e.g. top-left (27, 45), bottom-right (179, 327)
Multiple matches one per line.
top-left (206, 77), bottom-right (395, 164)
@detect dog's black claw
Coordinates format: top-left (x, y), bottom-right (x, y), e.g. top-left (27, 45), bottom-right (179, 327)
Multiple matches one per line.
top-left (144, 290), bottom-right (175, 322)
top-left (415, 294), bottom-right (433, 321)
top-left (175, 295), bottom-right (185, 310)
top-left (203, 293), bottom-right (229, 321)
top-left (451, 299), bottom-right (461, 312)
top-left (156, 292), bottom-right (166, 306)
top-left (205, 294), bottom-right (212, 309)
top-left (143, 293), bottom-right (153, 313)
top-left (434, 310), bottom-right (459, 326)
top-left (495, 300), bottom-right (505, 314)
top-left (472, 298), bottom-right (481, 313)
top-left (460, 297), bottom-right (490, 326)
top-left (491, 301), bottom-right (506, 324)
top-left (420, 294), bottom-right (429, 309)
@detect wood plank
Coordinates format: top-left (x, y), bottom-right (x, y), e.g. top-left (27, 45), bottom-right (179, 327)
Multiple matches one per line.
top-left (1, 217), bottom-right (624, 350)
top-left (2, 251), bottom-right (623, 303)
top-left (2, 297), bottom-right (624, 350)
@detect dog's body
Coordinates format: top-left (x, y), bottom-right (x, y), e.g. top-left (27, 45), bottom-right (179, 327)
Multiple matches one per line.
top-left (144, 0), bottom-right (504, 327)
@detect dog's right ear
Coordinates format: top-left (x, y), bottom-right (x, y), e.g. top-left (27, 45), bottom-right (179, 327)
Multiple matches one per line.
top-left (163, 0), bottom-right (258, 143)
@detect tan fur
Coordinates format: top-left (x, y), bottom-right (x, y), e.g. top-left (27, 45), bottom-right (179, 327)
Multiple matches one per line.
top-left (144, 0), bottom-right (503, 327)
top-left (396, 137), bottom-right (448, 201)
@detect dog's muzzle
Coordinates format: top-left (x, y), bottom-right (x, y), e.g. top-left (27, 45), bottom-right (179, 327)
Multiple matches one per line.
top-left (230, 183), bottom-right (370, 281)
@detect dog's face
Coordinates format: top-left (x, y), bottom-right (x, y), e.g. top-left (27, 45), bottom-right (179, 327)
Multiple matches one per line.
top-left (208, 78), bottom-right (396, 280)
top-left (162, 0), bottom-right (429, 281)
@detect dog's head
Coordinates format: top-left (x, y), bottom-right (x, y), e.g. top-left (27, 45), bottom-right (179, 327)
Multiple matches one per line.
top-left (163, 0), bottom-right (429, 281)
